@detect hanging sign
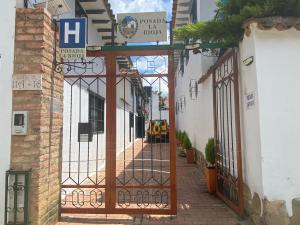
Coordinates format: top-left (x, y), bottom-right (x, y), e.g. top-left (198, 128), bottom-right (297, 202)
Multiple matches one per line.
top-left (116, 12), bottom-right (167, 43)
top-left (59, 18), bottom-right (86, 59)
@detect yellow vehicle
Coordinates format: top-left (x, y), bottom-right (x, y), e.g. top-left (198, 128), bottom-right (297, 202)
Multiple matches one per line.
top-left (147, 120), bottom-right (169, 143)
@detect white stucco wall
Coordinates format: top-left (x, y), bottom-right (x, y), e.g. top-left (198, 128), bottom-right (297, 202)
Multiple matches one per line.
top-left (175, 52), bottom-right (216, 153)
top-left (239, 31), bottom-right (264, 201)
top-left (250, 25), bottom-right (300, 216)
top-left (175, 0), bottom-right (217, 153)
top-left (0, 0), bottom-right (16, 224)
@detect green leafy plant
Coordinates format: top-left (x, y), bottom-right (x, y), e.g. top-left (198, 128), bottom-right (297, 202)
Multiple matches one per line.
top-left (180, 131), bottom-right (186, 143)
top-left (205, 138), bottom-right (215, 166)
top-left (174, 0), bottom-right (300, 47)
top-left (178, 131), bottom-right (181, 142)
top-left (182, 133), bottom-right (192, 150)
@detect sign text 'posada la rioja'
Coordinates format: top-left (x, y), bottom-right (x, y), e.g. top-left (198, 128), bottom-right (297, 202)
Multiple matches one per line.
top-left (117, 12), bottom-right (167, 43)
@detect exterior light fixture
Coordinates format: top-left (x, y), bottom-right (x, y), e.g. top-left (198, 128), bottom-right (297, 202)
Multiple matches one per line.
top-left (185, 43), bottom-right (201, 51)
top-left (86, 46), bottom-right (102, 51)
top-left (243, 56), bottom-right (254, 66)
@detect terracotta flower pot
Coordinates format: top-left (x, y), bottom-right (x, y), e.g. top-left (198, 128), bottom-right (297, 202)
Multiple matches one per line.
top-left (206, 166), bottom-right (216, 194)
top-left (186, 148), bottom-right (195, 163)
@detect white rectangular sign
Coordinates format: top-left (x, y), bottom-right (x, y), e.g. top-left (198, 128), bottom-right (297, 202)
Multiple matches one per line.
top-left (246, 92), bottom-right (255, 110)
top-left (116, 12), bottom-right (167, 43)
top-left (13, 74), bottom-right (42, 91)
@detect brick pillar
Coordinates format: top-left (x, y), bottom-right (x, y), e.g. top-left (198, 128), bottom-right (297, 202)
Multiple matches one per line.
top-left (12, 8), bottom-right (63, 225)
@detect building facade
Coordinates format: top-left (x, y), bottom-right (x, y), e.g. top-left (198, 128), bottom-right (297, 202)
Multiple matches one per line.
top-left (172, 1), bottom-right (300, 224)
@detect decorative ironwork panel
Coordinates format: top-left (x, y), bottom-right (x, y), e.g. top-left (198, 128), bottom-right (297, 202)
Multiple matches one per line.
top-left (61, 56), bottom-right (107, 211)
top-left (213, 49), bottom-right (244, 216)
top-left (115, 55), bottom-right (171, 210)
top-left (60, 51), bottom-right (176, 215)
top-left (5, 170), bottom-right (30, 225)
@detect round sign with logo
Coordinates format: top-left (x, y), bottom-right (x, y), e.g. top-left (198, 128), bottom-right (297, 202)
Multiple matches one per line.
top-left (118, 16), bottom-right (138, 39)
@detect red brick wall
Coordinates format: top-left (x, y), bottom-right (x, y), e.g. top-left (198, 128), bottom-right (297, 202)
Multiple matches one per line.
top-left (12, 8), bottom-right (63, 225)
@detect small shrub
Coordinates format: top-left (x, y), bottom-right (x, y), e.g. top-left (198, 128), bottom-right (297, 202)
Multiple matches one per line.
top-left (177, 131), bottom-right (181, 142)
top-left (180, 131), bottom-right (187, 143)
top-left (182, 133), bottom-right (192, 150)
top-left (205, 138), bottom-right (215, 166)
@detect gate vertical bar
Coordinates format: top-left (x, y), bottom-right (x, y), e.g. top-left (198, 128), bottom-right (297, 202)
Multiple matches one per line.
top-left (213, 49), bottom-right (244, 217)
top-left (212, 68), bottom-right (218, 181)
top-left (233, 50), bottom-right (244, 216)
top-left (106, 56), bottom-right (117, 210)
top-left (168, 51), bottom-right (177, 215)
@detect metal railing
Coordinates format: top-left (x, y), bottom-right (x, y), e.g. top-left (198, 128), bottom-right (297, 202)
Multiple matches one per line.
top-left (5, 170), bottom-right (30, 225)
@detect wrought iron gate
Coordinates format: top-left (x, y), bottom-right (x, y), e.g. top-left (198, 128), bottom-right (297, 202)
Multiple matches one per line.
top-left (212, 49), bottom-right (244, 216)
top-left (60, 49), bottom-right (176, 215)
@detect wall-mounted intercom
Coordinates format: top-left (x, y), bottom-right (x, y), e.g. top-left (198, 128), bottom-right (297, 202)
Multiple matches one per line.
top-left (12, 111), bottom-right (28, 135)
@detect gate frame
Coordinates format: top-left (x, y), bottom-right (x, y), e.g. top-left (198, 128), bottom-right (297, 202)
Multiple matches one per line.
top-left (212, 48), bottom-right (244, 217)
top-left (60, 48), bottom-right (177, 215)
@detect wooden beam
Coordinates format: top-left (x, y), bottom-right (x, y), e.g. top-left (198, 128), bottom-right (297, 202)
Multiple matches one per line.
top-left (178, 2), bottom-right (190, 7)
top-left (86, 9), bottom-right (106, 14)
top-left (176, 17), bottom-right (189, 21)
top-left (97, 28), bottom-right (112, 32)
top-left (177, 10), bottom-right (189, 14)
top-left (92, 19), bottom-right (110, 24)
top-left (80, 0), bottom-right (97, 2)
top-left (102, 36), bottom-right (116, 40)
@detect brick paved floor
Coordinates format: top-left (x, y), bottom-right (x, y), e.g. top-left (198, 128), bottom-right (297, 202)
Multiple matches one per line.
top-left (58, 141), bottom-right (252, 225)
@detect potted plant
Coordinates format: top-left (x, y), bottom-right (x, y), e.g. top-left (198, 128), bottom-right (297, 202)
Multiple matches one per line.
top-left (178, 131), bottom-right (186, 157)
top-left (176, 130), bottom-right (181, 147)
top-left (205, 138), bottom-right (216, 194)
top-left (183, 133), bottom-right (194, 163)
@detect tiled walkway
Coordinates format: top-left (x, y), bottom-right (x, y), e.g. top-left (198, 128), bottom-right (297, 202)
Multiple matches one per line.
top-left (58, 144), bottom-right (251, 225)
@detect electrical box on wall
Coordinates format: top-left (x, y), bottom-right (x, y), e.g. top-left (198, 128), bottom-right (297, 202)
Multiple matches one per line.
top-left (12, 111), bottom-right (28, 135)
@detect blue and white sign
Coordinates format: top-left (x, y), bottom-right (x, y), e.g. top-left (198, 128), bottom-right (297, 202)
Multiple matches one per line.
top-left (60, 18), bottom-right (86, 59)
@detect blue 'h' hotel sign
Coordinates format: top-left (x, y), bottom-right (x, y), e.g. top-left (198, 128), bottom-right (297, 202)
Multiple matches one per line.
top-left (59, 18), bottom-right (86, 59)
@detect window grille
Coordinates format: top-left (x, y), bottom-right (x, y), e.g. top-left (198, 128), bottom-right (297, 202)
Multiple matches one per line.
top-left (190, 0), bottom-right (198, 24)
top-left (189, 79), bottom-right (199, 100)
top-left (179, 51), bottom-right (184, 76)
top-left (5, 170), bottom-right (30, 225)
top-left (89, 92), bottom-right (105, 133)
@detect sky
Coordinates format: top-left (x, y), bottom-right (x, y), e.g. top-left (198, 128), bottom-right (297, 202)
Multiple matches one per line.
top-left (109, 0), bottom-right (172, 21)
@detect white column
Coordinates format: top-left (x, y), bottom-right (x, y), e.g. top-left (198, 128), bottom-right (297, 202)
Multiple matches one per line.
top-left (0, 0), bottom-right (16, 224)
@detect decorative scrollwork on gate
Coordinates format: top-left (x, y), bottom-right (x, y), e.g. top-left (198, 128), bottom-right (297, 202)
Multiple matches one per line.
top-left (116, 188), bottom-right (170, 209)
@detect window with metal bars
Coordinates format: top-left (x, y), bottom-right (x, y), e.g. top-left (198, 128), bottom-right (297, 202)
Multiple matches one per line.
top-left (185, 49), bottom-right (189, 65)
top-left (89, 92), bottom-right (105, 133)
top-left (190, 0), bottom-right (198, 24)
top-left (179, 51), bottom-right (184, 76)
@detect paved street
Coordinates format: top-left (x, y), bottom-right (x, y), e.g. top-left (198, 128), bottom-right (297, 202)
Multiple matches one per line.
top-left (58, 144), bottom-right (251, 225)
